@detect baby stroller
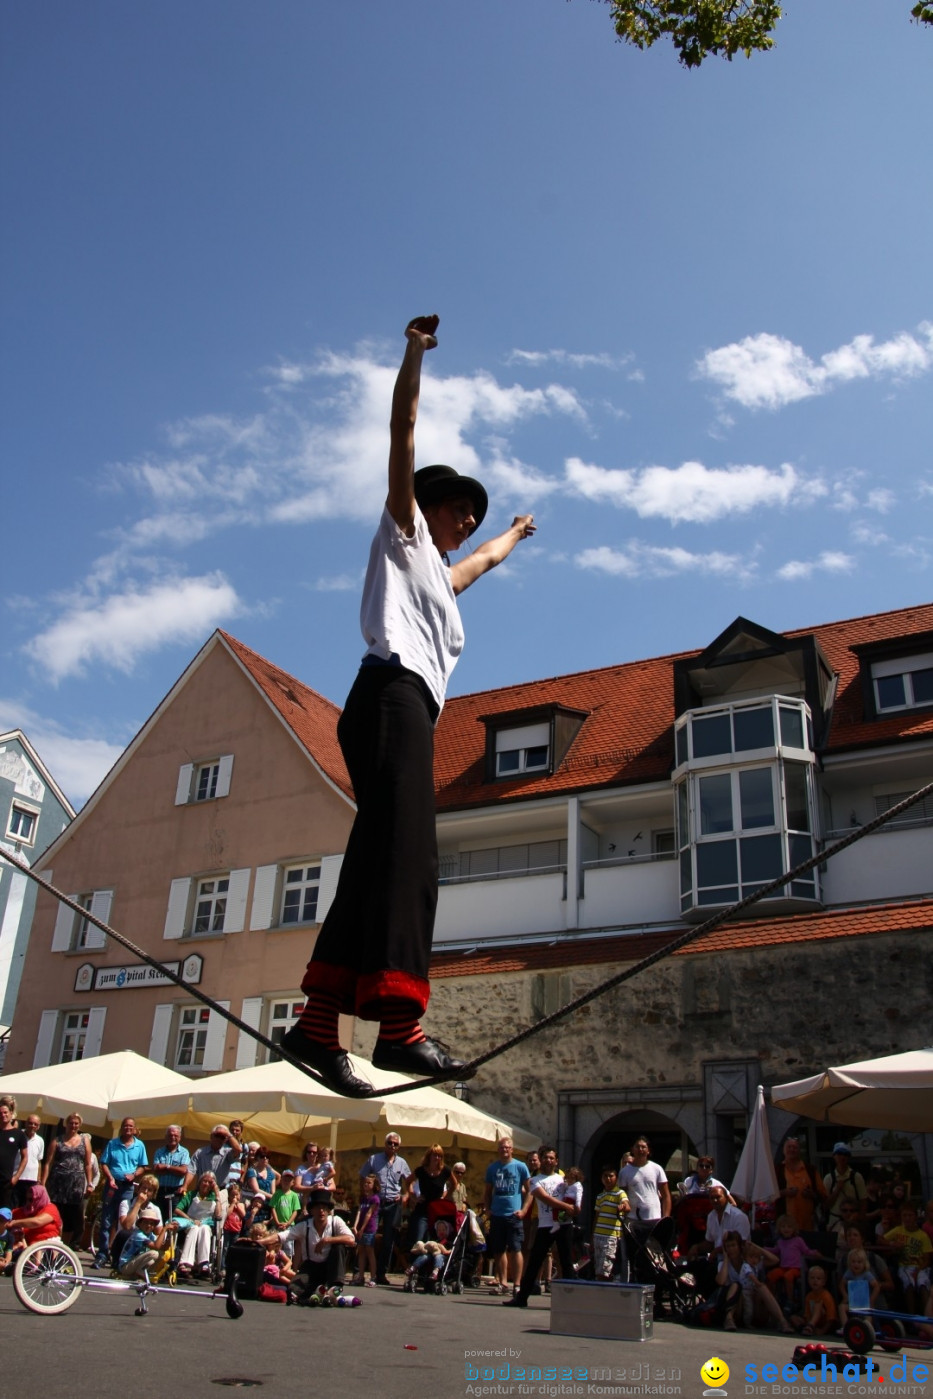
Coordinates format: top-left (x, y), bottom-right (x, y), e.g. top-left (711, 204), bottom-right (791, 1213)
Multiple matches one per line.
top-left (403, 1200), bottom-right (484, 1296)
top-left (621, 1217), bottom-right (699, 1321)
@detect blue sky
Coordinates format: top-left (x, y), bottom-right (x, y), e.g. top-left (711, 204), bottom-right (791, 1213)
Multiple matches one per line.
top-left (2, 1), bottom-right (931, 805)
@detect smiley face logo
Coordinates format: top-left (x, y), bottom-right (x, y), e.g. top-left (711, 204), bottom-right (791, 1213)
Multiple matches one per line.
top-left (701, 1358), bottom-right (730, 1390)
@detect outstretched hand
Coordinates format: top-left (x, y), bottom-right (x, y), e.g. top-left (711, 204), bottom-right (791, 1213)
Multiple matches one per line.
top-left (512, 515), bottom-right (536, 539)
top-left (405, 314), bottom-right (439, 350)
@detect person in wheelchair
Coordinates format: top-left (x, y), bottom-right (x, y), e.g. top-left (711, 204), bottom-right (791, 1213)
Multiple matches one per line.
top-left (175, 1172), bottom-right (223, 1278)
top-left (118, 1205), bottom-right (176, 1281)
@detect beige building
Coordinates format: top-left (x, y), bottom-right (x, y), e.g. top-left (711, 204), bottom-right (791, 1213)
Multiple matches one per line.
top-left (9, 632), bottom-right (356, 1078)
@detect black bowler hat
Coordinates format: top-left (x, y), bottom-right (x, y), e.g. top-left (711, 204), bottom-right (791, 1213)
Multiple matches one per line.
top-left (308, 1189), bottom-right (335, 1209)
top-left (414, 464), bottom-right (487, 534)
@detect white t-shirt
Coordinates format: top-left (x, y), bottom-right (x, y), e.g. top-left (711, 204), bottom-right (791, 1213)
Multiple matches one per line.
top-left (119, 1198), bottom-right (163, 1227)
top-left (287, 1213), bottom-right (354, 1264)
top-left (705, 1203), bottom-right (751, 1253)
top-left (619, 1161), bottom-right (668, 1221)
top-left (530, 1173), bottom-right (566, 1230)
top-left (360, 505), bottom-right (464, 712)
top-left (18, 1134), bottom-right (45, 1183)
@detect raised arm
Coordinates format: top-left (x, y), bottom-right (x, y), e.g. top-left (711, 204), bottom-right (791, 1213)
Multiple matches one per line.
top-left (386, 315), bottom-right (439, 536)
top-left (449, 515), bottom-right (536, 596)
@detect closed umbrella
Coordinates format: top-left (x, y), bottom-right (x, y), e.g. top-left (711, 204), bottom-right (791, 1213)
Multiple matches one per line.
top-left (731, 1084), bottom-right (779, 1212)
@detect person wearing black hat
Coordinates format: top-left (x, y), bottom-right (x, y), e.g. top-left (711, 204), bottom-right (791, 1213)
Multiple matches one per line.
top-left (286, 1190), bottom-right (355, 1296)
top-left (284, 314), bottom-right (535, 1097)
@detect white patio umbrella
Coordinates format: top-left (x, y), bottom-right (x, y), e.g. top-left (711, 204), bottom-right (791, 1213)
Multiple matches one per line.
top-left (731, 1084), bottom-right (780, 1210)
top-left (110, 1057), bottom-right (381, 1155)
top-left (0, 1050), bottom-right (193, 1129)
top-left (771, 1045), bottom-right (933, 1131)
top-left (112, 1052), bottom-right (537, 1156)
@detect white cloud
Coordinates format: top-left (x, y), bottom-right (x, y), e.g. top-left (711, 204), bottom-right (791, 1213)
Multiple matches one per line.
top-left (506, 348), bottom-right (633, 371)
top-left (776, 552), bottom-right (855, 582)
top-left (0, 700), bottom-right (125, 807)
top-left (576, 542), bottom-right (756, 582)
top-left (697, 322), bottom-right (933, 410)
top-left (26, 574), bottom-right (244, 682)
top-left (565, 457), bottom-right (822, 524)
top-left (312, 572), bottom-right (364, 592)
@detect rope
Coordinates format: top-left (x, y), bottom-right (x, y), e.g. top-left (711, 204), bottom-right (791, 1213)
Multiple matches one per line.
top-left (2, 780), bottom-right (931, 1099)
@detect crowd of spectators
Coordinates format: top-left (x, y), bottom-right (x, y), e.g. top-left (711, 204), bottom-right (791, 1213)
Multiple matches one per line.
top-left (1, 1096), bottom-right (931, 1337)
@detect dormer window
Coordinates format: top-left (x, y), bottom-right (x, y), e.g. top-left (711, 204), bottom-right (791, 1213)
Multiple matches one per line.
top-left (871, 653), bottom-right (933, 713)
top-left (481, 704), bottom-right (588, 783)
top-left (495, 723), bottom-right (550, 777)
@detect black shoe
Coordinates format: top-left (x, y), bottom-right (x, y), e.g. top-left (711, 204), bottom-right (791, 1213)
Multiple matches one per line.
top-left (371, 1035), bottom-right (473, 1081)
top-left (280, 1027), bottom-right (372, 1097)
top-left (503, 1296), bottom-right (527, 1308)
top-left (375, 1275), bottom-right (391, 1286)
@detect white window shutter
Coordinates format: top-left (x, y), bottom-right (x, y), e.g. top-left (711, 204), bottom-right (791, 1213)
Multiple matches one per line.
top-left (223, 868), bottom-right (250, 934)
top-left (33, 1009), bottom-right (58, 1067)
top-left (51, 897), bottom-right (76, 952)
top-left (83, 1006), bottom-right (106, 1058)
top-left (163, 878), bottom-right (192, 940)
top-left (201, 1001), bottom-right (230, 1071)
top-left (175, 763), bottom-right (194, 806)
top-left (84, 889), bottom-right (113, 951)
top-left (235, 997), bottom-right (263, 1068)
top-left (249, 864), bottom-right (279, 931)
top-left (149, 1004), bottom-right (174, 1064)
top-left (215, 754), bottom-right (234, 799)
top-left (316, 854), bottom-right (343, 924)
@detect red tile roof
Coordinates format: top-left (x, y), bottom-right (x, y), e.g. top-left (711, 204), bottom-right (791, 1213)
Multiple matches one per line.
top-left (429, 897), bottom-right (933, 980)
top-left (220, 632), bottom-right (353, 800)
top-left (433, 601), bottom-right (933, 810)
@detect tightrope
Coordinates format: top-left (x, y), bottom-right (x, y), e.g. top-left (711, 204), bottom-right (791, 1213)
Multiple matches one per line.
top-left (1, 780), bottom-right (931, 1099)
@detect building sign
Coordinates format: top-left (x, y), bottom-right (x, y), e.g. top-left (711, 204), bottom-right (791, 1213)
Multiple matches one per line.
top-left (74, 954), bottom-right (203, 993)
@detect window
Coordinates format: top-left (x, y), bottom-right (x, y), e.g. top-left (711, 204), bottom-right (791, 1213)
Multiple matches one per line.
top-left (268, 999), bottom-right (304, 1060)
top-left (175, 1006), bottom-right (212, 1069)
top-left (440, 839), bottom-right (567, 883)
top-left (674, 698), bottom-right (819, 915)
top-left (196, 762), bottom-right (220, 801)
top-left (494, 722), bottom-right (550, 778)
top-left (7, 802), bottom-right (38, 845)
top-left (51, 889), bottom-right (112, 952)
top-left (871, 653), bottom-right (933, 713)
top-left (174, 755), bottom-right (234, 805)
top-left (873, 790), bottom-right (933, 827)
top-left (193, 877), bottom-right (229, 934)
top-left (60, 1010), bottom-right (91, 1062)
top-left (281, 865), bottom-right (321, 925)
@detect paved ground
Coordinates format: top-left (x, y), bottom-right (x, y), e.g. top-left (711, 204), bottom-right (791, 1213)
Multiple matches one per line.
top-left (2, 1271), bottom-right (930, 1399)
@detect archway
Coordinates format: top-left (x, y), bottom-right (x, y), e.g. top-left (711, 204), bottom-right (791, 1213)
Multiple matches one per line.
top-left (579, 1108), bottom-right (700, 1226)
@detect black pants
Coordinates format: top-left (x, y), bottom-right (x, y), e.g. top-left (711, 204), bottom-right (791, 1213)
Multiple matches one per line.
top-left (517, 1224), bottom-right (573, 1302)
top-left (297, 1245), bottom-right (347, 1292)
top-left (304, 665), bottom-right (439, 1019)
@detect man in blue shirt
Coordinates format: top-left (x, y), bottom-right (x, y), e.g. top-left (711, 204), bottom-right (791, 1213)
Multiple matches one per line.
top-left (483, 1136), bottom-right (530, 1296)
top-left (360, 1132), bottom-right (411, 1286)
top-left (95, 1117), bottom-right (147, 1268)
top-left (152, 1125), bottom-right (191, 1213)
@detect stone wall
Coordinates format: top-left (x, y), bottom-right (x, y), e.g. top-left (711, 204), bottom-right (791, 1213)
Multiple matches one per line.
top-left (422, 927), bottom-right (933, 1157)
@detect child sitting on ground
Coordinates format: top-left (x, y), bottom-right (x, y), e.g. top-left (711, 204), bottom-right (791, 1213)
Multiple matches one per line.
top-left (793, 1263), bottom-right (838, 1336)
top-left (118, 1205), bottom-right (176, 1280)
